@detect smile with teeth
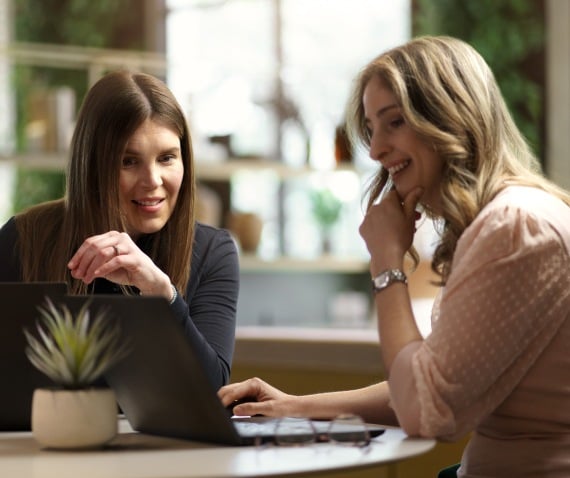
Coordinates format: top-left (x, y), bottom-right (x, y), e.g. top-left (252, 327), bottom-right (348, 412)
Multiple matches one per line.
top-left (387, 160), bottom-right (410, 176)
top-left (133, 199), bottom-right (163, 206)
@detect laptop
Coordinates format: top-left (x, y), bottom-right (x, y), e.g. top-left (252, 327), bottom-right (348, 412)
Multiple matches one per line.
top-left (0, 282), bottom-right (69, 431)
top-left (61, 295), bottom-right (385, 446)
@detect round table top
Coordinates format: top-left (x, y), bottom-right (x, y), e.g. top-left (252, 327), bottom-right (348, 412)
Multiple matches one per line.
top-left (0, 421), bottom-right (435, 478)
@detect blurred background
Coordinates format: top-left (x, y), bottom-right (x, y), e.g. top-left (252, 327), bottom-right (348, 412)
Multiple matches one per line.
top-left (0, 0), bottom-right (567, 332)
top-left (1, 2), bottom-right (568, 475)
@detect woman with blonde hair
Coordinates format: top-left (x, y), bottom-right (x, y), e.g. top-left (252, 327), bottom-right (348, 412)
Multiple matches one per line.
top-left (219, 36), bottom-right (570, 477)
top-left (0, 70), bottom-right (239, 389)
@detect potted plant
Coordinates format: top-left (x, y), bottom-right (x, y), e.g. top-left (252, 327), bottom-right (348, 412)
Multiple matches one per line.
top-left (310, 188), bottom-right (343, 255)
top-left (24, 298), bottom-right (125, 449)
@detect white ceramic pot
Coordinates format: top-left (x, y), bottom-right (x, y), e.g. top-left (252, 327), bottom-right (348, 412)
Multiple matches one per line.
top-left (32, 388), bottom-right (118, 449)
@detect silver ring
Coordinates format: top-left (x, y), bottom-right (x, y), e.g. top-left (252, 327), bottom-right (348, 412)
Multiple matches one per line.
top-left (113, 245), bottom-right (120, 256)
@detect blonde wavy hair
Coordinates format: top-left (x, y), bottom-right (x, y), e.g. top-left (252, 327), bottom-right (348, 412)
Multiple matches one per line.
top-left (347, 35), bottom-right (570, 284)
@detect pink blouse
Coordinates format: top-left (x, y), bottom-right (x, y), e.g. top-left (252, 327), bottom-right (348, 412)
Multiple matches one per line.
top-left (389, 186), bottom-right (570, 477)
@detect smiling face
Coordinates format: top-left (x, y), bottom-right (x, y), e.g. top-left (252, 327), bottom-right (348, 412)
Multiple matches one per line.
top-left (363, 75), bottom-right (444, 213)
top-left (119, 119), bottom-right (184, 240)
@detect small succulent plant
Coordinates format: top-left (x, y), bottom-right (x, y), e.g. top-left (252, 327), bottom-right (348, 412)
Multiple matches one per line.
top-left (24, 298), bottom-right (125, 390)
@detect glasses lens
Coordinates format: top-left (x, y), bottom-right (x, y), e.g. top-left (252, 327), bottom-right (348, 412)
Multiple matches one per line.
top-left (328, 414), bottom-right (370, 447)
top-left (274, 417), bottom-right (317, 446)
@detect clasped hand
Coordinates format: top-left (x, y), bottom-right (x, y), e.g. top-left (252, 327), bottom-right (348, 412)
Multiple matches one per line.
top-left (67, 230), bottom-right (171, 298)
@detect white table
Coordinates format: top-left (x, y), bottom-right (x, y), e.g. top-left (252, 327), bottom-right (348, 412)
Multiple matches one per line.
top-left (0, 420), bottom-right (435, 478)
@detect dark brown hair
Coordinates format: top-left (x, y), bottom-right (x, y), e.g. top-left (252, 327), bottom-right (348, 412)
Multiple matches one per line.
top-left (17, 71), bottom-right (196, 295)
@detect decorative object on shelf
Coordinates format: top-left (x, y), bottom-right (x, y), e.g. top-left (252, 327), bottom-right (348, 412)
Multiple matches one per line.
top-left (25, 87), bottom-right (76, 153)
top-left (195, 183), bottom-right (222, 227)
top-left (310, 188), bottom-right (343, 255)
top-left (334, 123), bottom-right (352, 165)
top-left (24, 298), bottom-right (126, 449)
top-left (226, 211), bottom-right (264, 254)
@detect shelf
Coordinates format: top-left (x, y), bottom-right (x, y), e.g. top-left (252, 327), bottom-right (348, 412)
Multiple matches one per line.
top-left (238, 254), bottom-right (369, 273)
top-left (0, 153), bottom-right (67, 171)
top-left (0, 154), bottom-right (360, 182)
top-left (196, 158), bottom-right (358, 182)
top-left (2, 41), bottom-right (167, 85)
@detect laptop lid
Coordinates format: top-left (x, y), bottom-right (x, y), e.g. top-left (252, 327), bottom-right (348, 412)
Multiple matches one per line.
top-left (62, 295), bottom-right (246, 445)
top-left (0, 282), bottom-right (68, 431)
top-left (62, 295), bottom-right (384, 446)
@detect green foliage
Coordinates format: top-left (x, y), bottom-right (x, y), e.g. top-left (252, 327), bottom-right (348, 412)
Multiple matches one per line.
top-left (13, 0), bottom-right (144, 48)
top-left (13, 0), bottom-right (147, 151)
top-left (12, 0), bottom-right (149, 209)
top-left (24, 298), bottom-right (126, 390)
top-left (13, 66), bottom-right (88, 152)
top-left (310, 189), bottom-right (343, 229)
top-left (413, 0), bottom-right (545, 157)
top-left (12, 168), bottom-right (65, 214)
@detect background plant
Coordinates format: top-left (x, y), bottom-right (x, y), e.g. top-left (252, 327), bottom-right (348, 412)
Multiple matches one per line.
top-left (310, 188), bottom-right (343, 230)
top-left (13, 0), bottom-right (145, 151)
top-left (413, 0), bottom-right (545, 161)
top-left (12, 169), bottom-right (66, 213)
top-left (11, 0), bottom-right (148, 214)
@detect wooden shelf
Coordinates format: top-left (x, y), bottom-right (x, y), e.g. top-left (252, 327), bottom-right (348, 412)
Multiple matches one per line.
top-left (2, 41), bottom-right (167, 85)
top-left (238, 254), bottom-right (369, 273)
top-left (0, 155), bottom-right (371, 275)
top-left (0, 153), bottom-right (67, 171)
top-left (196, 158), bottom-right (358, 181)
top-left (0, 155), bottom-right (360, 182)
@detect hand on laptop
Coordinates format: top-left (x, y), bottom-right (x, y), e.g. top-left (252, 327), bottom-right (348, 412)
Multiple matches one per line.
top-left (219, 377), bottom-right (299, 418)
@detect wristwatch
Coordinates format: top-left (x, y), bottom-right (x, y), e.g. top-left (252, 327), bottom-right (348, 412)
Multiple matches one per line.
top-left (371, 269), bottom-right (407, 294)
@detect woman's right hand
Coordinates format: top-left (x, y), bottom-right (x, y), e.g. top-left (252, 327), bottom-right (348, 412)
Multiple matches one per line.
top-left (68, 231), bottom-right (173, 300)
top-left (218, 377), bottom-right (299, 417)
top-left (359, 187), bottom-right (423, 275)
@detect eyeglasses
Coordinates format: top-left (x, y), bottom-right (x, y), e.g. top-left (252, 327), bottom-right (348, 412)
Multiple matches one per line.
top-left (257, 414), bottom-right (371, 448)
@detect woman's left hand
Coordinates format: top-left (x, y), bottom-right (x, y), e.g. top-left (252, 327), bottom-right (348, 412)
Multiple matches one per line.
top-left (359, 186), bottom-right (423, 274)
top-left (67, 230), bottom-right (172, 298)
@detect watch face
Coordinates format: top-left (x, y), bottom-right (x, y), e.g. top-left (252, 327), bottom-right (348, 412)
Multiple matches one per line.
top-left (374, 272), bottom-right (389, 289)
top-left (378, 275), bottom-right (389, 287)
top-left (372, 269), bottom-right (407, 293)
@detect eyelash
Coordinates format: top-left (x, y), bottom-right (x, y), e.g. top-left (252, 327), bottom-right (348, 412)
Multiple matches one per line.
top-left (122, 157), bottom-right (136, 167)
top-left (365, 116), bottom-right (405, 140)
top-left (159, 154), bottom-right (176, 163)
top-left (390, 117), bottom-right (405, 128)
top-left (121, 155), bottom-right (178, 167)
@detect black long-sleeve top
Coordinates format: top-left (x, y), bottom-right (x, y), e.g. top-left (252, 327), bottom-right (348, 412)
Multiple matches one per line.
top-left (0, 217), bottom-right (239, 389)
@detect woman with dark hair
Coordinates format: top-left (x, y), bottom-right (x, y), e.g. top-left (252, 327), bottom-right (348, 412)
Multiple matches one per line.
top-left (0, 70), bottom-right (239, 389)
top-left (219, 36), bottom-right (570, 477)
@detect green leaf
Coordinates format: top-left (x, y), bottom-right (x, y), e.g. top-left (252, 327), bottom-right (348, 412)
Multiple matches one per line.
top-left (24, 298), bottom-right (126, 388)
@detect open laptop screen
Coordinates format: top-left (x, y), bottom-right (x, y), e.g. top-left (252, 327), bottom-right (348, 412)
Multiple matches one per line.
top-left (0, 282), bottom-right (68, 430)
